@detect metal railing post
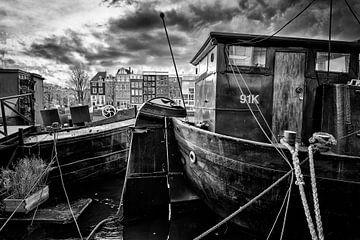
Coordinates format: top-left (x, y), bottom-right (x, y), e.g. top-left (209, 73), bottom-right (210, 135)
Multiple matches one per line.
top-left (1, 99), bottom-right (7, 136)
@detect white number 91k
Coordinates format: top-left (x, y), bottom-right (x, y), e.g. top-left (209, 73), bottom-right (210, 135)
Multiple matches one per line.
top-left (240, 94), bottom-right (259, 104)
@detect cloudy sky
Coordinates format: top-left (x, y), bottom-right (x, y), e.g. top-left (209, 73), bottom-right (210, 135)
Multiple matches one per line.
top-left (0, 0), bottom-right (359, 85)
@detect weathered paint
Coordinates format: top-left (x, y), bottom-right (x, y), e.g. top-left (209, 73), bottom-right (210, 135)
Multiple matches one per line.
top-left (173, 118), bottom-right (360, 238)
top-left (272, 52), bottom-right (306, 142)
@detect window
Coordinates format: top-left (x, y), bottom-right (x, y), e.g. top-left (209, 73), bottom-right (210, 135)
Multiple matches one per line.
top-left (98, 88), bottom-right (103, 94)
top-left (92, 88), bottom-right (97, 94)
top-left (229, 46), bottom-right (266, 67)
top-left (316, 52), bottom-right (350, 73)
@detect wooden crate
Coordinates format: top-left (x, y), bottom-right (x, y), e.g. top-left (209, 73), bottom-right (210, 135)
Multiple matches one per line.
top-left (3, 185), bottom-right (49, 214)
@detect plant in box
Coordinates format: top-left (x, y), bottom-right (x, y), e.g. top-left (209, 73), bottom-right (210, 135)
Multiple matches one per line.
top-left (1, 156), bottom-right (49, 213)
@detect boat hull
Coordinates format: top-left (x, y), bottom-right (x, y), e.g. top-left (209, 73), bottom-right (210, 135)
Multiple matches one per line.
top-left (173, 118), bottom-right (360, 239)
top-left (23, 119), bottom-right (135, 184)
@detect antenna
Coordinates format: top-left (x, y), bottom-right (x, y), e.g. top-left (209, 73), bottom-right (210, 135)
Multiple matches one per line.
top-left (160, 12), bottom-right (187, 116)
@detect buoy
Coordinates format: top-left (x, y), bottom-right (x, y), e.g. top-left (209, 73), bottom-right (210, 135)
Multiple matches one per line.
top-left (189, 151), bottom-right (196, 164)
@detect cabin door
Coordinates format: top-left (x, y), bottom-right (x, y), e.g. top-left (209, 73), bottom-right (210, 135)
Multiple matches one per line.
top-left (272, 51), bottom-right (305, 141)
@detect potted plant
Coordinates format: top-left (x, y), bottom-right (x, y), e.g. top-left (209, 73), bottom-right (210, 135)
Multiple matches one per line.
top-left (1, 156), bottom-right (49, 214)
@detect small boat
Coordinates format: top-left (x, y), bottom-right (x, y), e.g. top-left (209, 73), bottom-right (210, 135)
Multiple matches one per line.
top-left (170, 32), bottom-right (360, 239)
top-left (1, 107), bottom-right (136, 186)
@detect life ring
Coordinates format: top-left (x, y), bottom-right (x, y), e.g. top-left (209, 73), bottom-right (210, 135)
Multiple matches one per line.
top-left (189, 151), bottom-right (196, 164)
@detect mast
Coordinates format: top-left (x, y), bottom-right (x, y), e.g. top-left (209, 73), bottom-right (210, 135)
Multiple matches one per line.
top-left (160, 12), bottom-right (187, 113)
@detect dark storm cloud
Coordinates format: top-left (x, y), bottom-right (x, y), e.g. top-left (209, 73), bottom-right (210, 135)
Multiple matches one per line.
top-left (0, 9), bottom-right (7, 17)
top-left (108, 1), bottom-right (241, 33)
top-left (278, 0), bottom-right (360, 40)
top-left (26, 29), bottom-right (134, 66)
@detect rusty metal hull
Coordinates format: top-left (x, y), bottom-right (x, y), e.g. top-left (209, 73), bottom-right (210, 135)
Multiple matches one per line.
top-left (173, 118), bottom-right (360, 238)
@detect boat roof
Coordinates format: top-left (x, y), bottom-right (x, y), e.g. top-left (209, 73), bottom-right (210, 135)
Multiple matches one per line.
top-left (191, 32), bottom-right (360, 65)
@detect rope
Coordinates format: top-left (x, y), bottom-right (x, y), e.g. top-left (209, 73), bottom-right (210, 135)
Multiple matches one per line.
top-left (52, 131), bottom-right (84, 240)
top-left (193, 165), bottom-right (299, 240)
top-left (308, 145), bottom-right (324, 240)
top-left (308, 132), bottom-right (336, 240)
top-left (280, 139), bottom-right (319, 240)
top-left (265, 172), bottom-right (293, 240)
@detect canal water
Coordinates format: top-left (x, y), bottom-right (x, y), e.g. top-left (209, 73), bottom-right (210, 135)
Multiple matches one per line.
top-left (0, 173), bottom-right (256, 240)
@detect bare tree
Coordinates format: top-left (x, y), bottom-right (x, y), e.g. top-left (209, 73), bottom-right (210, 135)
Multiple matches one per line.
top-left (68, 64), bottom-right (89, 105)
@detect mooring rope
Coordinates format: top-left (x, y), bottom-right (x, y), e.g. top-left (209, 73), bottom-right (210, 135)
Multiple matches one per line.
top-left (52, 130), bottom-right (84, 240)
top-left (281, 132), bottom-right (336, 240)
top-left (193, 159), bottom-right (312, 240)
top-left (281, 139), bottom-right (319, 240)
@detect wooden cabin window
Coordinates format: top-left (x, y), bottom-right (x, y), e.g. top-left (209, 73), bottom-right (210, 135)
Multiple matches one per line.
top-left (315, 52), bottom-right (350, 73)
top-left (228, 46), bottom-right (266, 67)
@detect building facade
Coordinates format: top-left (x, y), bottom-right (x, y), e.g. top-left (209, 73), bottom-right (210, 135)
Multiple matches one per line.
top-left (90, 72), bottom-right (106, 107)
top-left (0, 69), bottom-right (44, 125)
top-left (130, 73), bottom-right (143, 108)
top-left (114, 67), bottom-right (131, 109)
top-left (169, 75), bottom-right (182, 106)
top-left (181, 75), bottom-right (196, 116)
top-left (142, 72), bottom-right (156, 102)
top-left (155, 72), bottom-right (169, 98)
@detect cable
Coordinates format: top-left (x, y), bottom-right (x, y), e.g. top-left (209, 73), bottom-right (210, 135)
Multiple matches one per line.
top-left (229, 48), bottom-right (290, 164)
top-left (236, 0), bottom-right (318, 45)
top-left (53, 131), bottom-right (84, 240)
top-left (344, 0), bottom-right (360, 26)
top-left (227, 58), bottom-right (293, 169)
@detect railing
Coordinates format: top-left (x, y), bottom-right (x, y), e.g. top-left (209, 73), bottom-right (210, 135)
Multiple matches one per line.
top-left (0, 93), bottom-right (34, 136)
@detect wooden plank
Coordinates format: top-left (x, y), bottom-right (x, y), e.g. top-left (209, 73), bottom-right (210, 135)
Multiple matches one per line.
top-left (272, 52), bottom-right (305, 142)
top-left (0, 198), bottom-right (92, 224)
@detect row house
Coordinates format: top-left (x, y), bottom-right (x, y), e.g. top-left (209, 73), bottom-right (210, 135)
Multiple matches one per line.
top-left (115, 67), bottom-right (131, 109)
top-left (181, 75), bottom-right (196, 116)
top-left (169, 75), bottom-right (182, 106)
top-left (90, 72), bottom-right (106, 107)
top-left (130, 74), bottom-right (143, 108)
top-left (90, 68), bottom-right (195, 113)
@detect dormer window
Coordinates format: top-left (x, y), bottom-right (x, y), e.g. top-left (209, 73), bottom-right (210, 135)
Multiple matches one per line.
top-left (228, 46), bottom-right (266, 67)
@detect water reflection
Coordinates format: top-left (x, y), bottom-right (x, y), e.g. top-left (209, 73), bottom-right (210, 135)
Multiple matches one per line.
top-left (0, 174), bottom-right (255, 240)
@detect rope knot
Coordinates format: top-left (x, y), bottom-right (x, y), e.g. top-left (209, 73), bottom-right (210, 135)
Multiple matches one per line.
top-left (309, 132), bottom-right (337, 152)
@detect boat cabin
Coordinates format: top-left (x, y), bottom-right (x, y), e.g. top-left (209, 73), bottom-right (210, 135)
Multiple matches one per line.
top-left (191, 32), bottom-right (360, 155)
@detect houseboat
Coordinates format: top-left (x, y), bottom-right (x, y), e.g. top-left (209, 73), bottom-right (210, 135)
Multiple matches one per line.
top-left (172, 32), bottom-right (360, 239)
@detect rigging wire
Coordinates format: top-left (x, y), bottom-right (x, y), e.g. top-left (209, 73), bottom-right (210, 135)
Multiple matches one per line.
top-left (344, 0), bottom-right (360, 26)
top-left (229, 49), bottom-right (290, 163)
top-left (265, 172), bottom-right (294, 240)
top-left (53, 130), bottom-right (84, 240)
top-left (236, 0), bottom-right (318, 45)
top-left (226, 50), bottom-right (292, 169)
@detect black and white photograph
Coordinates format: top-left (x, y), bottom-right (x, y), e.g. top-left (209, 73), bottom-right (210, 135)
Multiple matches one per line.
top-left (0, 0), bottom-right (360, 239)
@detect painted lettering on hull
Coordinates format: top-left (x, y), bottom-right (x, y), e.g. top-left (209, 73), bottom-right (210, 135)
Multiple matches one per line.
top-left (239, 94), bottom-right (259, 104)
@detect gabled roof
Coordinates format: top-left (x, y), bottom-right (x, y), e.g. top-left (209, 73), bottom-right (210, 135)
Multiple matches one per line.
top-left (116, 67), bottom-right (131, 75)
top-left (90, 71), bottom-right (106, 81)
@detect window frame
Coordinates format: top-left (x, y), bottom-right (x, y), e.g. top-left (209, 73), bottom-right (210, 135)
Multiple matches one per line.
top-left (228, 45), bottom-right (267, 68)
top-left (315, 51), bottom-right (350, 73)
